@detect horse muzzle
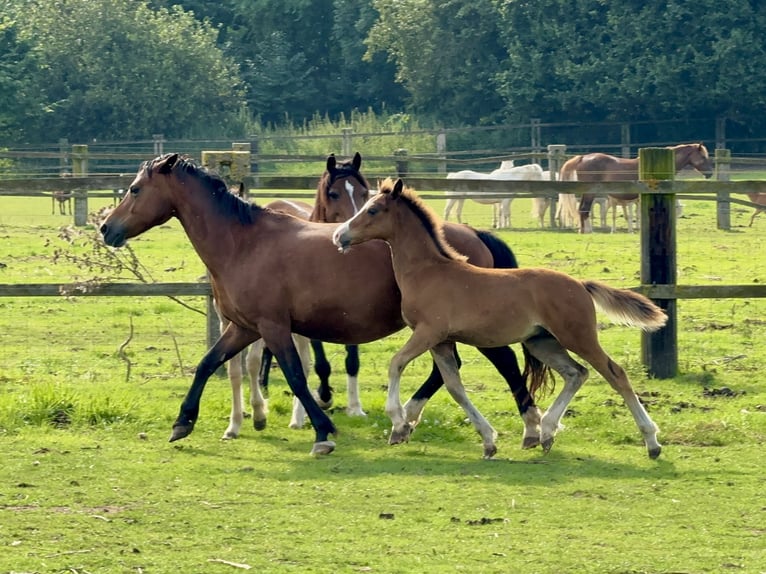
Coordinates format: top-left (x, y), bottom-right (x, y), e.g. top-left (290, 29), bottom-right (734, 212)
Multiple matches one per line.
top-left (332, 224), bottom-right (352, 253)
top-left (100, 222), bottom-right (127, 248)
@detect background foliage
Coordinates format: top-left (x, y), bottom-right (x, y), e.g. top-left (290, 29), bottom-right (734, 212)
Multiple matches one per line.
top-left (1, 0), bottom-right (765, 146)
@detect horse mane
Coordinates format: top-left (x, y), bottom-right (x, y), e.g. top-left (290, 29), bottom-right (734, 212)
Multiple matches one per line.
top-left (669, 142), bottom-right (709, 158)
top-left (148, 154), bottom-right (263, 225)
top-left (378, 178), bottom-right (467, 262)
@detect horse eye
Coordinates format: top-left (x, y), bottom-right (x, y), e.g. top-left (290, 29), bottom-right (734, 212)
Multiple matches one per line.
top-left (366, 206), bottom-right (378, 215)
top-left (129, 186), bottom-right (140, 195)
top-left (328, 190), bottom-right (340, 200)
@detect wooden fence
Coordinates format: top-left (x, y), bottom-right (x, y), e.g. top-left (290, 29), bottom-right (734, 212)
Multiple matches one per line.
top-left (1, 147), bottom-right (765, 379)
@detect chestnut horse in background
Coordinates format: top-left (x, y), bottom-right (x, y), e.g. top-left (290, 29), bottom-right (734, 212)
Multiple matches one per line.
top-left (101, 154), bottom-right (544, 456)
top-left (334, 178), bottom-right (667, 459)
top-left (560, 143), bottom-right (714, 233)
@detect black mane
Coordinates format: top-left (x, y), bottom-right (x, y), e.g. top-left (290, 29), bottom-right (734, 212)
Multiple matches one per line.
top-left (149, 154), bottom-right (263, 225)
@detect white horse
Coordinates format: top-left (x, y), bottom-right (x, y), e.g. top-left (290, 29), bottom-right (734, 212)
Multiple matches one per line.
top-left (531, 169), bottom-right (557, 227)
top-left (444, 161), bottom-right (545, 228)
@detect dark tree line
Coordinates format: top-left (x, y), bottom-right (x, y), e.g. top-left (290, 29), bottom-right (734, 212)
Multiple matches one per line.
top-left (1, 0), bottom-right (764, 145)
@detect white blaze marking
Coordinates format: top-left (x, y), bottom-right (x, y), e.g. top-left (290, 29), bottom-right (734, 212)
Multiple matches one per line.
top-left (345, 180), bottom-right (360, 213)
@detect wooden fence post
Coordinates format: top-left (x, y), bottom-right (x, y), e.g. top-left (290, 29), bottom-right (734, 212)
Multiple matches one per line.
top-left (547, 144), bottom-right (567, 227)
top-left (342, 127), bottom-right (353, 157)
top-left (71, 144), bottom-right (88, 226)
top-left (639, 147), bottom-right (677, 379)
top-left (621, 124), bottom-right (631, 158)
top-left (394, 149), bottom-right (409, 178)
top-left (436, 130), bottom-right (447, 174)
top-left (715, 148), bottom-right (731, 230)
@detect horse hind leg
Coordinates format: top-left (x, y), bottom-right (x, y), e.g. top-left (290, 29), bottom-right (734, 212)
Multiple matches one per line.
top-left (577, 347), bottom-right (661, 459)
top-left (522, 334), bottom-right (589, 454)
top-left (344, 345), bottom-right (366, 416)
top-left (430, 341), bottom-right (498, 459)
top-left (477, 345), bottom-right (542, 450)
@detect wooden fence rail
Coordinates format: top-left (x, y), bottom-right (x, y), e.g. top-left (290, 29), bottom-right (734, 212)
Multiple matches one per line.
top-left (1, 157), bottom-right (765, 378)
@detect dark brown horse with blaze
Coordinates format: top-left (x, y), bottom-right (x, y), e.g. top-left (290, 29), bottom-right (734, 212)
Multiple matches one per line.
top-left (100, 154), bottom-right (544, 456)
top-left (560, 143), bottom-right (714, 233)
top-left (334, 178), bottom-right (668, 459)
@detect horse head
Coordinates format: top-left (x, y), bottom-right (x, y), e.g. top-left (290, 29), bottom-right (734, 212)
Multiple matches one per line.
top-left (100, 153), bottom-right (181, 247)
top-left (315, 152), bottom-right (371, 223)
top-left (679, 143), bottom-right (714, 179)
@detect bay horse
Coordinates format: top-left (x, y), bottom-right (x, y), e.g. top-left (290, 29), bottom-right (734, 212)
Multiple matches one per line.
top-left (225, 153), bottom-right (543, 446)
top-left (560, 143), bottom-right (714, 233)
top-left (333, 178), bottom-right (668, 459)
top-left (100, 154), bottom-right (544, 456)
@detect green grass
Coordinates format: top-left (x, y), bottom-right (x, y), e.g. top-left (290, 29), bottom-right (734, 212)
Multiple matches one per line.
top-left (0, 192), bottom-right (765, 573)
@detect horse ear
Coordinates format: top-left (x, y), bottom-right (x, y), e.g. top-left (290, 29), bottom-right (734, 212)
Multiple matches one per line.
top-left (392, 179), bottom-right (404, 199)
top-left (327, 154), bottom-right (337, 171)
top-left (156, 153), bottom-right (179, 174)
top-left (352, 152), bottom-right (362, 171)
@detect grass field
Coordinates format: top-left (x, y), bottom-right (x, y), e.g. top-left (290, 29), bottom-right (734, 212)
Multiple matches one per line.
top-left (0, 190), bottom-right (764, 574)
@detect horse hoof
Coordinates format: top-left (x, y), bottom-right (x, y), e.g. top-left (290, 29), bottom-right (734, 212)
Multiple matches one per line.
top-left (483, 444), bottom-right (498, 459)
top-left (253, 418), bottom-right (267, 432)
top-left (389, 424), bottom-right (412, 445)
top-left (221, 430), bottom-right (238, 440)
top-left (648, 446), bottom-right (662, 459)
top-left (346, 407), bottom-right (367, 417)
top-left (310, 440), bottom-right (336, 457)
top-left (169, 424), bottom-right (193, 442)
top-left (541, 437), bottom-right (554, 453)
top-left (522, 436), bottom-right (541, 449)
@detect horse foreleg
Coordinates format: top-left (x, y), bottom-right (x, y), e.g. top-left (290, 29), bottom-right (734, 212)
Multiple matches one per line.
top-left (309, 339), bottom-right (333, 409)
top-left (501, 198), bottom-right (512, 228)
top-left (287, 334), bottom-right (313, 429)
top-left (477, 346), bottom-right (542, 449)
top-left (578, 194), bottom-right (594, 234)
top-left (522, 334), bottom-right (589, 454)
top-left (431, 342), bottom-right (497, 459)
top-left (455, 199), bottom-right (464, 224)
top-left (171, 322), bottom-right (257, 442)
top-left (222, 343), bottom-right (246, 439)
top-left (267, 330), bottom-right (337, 456)
top-left (344, 345), bottom-right (365, 416)
top-left (216, 305), bottom-right (247, 440)
top-left (244, 339), bottom-right (269, 432)
top-left (444, 198), bottom-right (455, 221)
top-left (386, 329), bottom-right (441, 445)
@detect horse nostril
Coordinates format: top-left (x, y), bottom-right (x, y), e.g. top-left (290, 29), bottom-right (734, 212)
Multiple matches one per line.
top-left (99, 223), bottom-right (107, 234)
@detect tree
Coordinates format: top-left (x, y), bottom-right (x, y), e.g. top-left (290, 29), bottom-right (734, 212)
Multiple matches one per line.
top-left (4, 0), bottom-right (247, 143)
top-left (0, 16), bottom-right (42, 142)
top-left (494, 0), bottom-right (766, 128)
top-left (366, 0), bottom-right (506, 125)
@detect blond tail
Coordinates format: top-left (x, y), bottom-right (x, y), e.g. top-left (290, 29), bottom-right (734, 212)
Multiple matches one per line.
top-left (583, 280), bottom-right (667, 332)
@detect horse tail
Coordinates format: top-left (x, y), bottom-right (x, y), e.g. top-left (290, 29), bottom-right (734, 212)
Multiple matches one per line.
top-left (473, 229), bottom-right (519, 269)
top-left (559, 155), bottom-right (582, 181)
top-left (522, 344), bottom-right (555, 400)
top-left (583, 281), bottom-right (668, 332)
